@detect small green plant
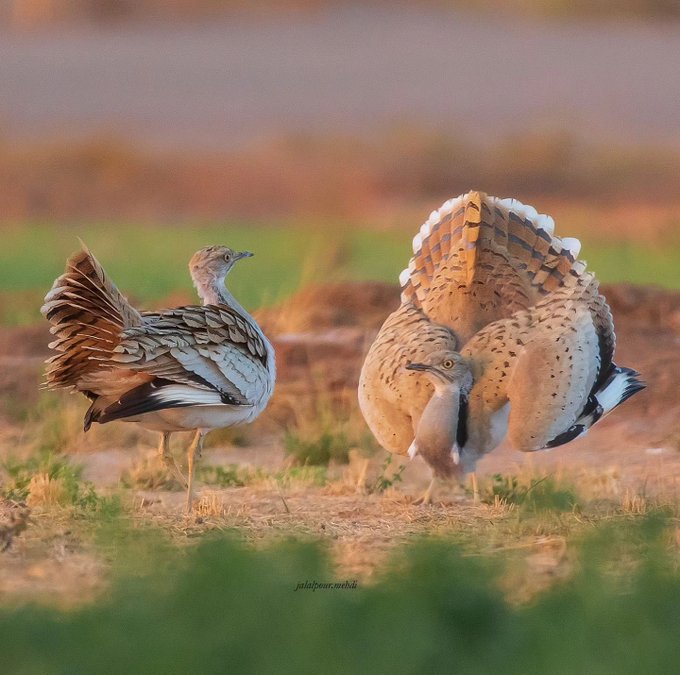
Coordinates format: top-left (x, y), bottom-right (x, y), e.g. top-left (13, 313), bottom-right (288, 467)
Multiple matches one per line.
top-left (274, 465), bottom-right (327, 489)
top-left (284, 430), bottom-right (350, 466)
top-left (370, 455), bottom-right (407, 494)
top-left (484, 474), bottom-right (578, 513)
top-left (281, 384), bottom-right (381, 468)
top-left (2, 452), bottom-right (76, 501)
top-left (197, 463), bottom-right (325, 490)
top-left (1, 451), bottom-right (108, 511)
top-left (197, 464), bottom-right (248, 488)
top-left (484, 474), bottom-right (523, 505)
top-left (121, 455), bottom-right (185, 491)
top-left (205, 426), bottom-right (252, 448)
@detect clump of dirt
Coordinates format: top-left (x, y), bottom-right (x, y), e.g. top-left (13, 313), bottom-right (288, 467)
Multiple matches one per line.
top-left (257, 281), bottom-right (399, 334)
top-left (604, 283), bottom-right (680, 336)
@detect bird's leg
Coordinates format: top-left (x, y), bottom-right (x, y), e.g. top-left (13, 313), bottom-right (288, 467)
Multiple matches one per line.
top-left (356, 457), bottom-right (369, 493)
top-left (157, 432), bottom-right (187, 488)
top-left (185, 430), bottom-right (206, 513)
top-left (414, 475), bottom-right (437, 506)
top-left (470, 472), bottom-right (480, 504)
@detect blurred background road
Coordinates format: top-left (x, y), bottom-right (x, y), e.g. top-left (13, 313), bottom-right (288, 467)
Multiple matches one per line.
top-left (2, 6), bottom-right (679, 150)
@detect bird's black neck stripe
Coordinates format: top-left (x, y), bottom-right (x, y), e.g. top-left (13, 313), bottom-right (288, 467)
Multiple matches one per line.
top-left (457, 393), bottom-right (469, 448)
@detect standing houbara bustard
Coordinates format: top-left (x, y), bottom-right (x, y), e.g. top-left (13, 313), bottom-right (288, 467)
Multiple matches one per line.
top-left (359, 191), bottom-right (645, 504)
top-left (41, 245), bottom-right (276, 511)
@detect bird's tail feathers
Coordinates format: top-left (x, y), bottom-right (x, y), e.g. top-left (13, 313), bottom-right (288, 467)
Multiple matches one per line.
top-left (400, 191), bottom-right (588, 308)
top-left (41, 246), bottom-right (143, 391)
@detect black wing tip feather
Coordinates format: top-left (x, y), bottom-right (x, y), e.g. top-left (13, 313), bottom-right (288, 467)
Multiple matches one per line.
top-left (96, 379), bottom-right (193, 425)
top-left (83, 407), bottom-right (96, 432)
top-left (545, 424), bottom-right (586, 449)
top-left (616, 365), bottom-right (646, 402)
top-left (91, 378), bottom-right (248, 426)
top-left (545, 366), bottom-right (645, 451)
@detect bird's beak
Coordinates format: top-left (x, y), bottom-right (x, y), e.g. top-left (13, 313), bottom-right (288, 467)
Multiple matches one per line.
top-left (406, 362), bottom-right (430, 372)
top-left (236, 251), bottom-right (254, 260)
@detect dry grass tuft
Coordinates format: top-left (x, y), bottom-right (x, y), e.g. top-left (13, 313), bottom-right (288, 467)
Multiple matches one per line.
top-left (279, 383), bottom-right (378, 467)
top-left (25, 472), bottom-right (69, 508)
top-left (122, 451), bottom-right (185, 492)
top-left (194, 491), bottom-right (228, 518)
top-left (27, 395), bottom-right (87, 456)
top-left (622, 489), bottom-right (649, 515)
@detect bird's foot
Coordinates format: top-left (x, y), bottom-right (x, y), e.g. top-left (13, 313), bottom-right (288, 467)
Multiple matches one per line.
top-left (413, 476), bottom-right (437, 506)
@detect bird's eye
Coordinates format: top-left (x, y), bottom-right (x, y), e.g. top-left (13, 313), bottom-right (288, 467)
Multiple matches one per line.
top-left (223, 253), bottom-right (232, 262)
top-left (443, 359), bottom-right (454, 369)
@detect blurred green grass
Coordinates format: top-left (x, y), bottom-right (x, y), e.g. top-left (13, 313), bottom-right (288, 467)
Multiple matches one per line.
top-left (1, 221), bottom-right (679, 325)
top-left (2, 514), bottom-right (680, 674)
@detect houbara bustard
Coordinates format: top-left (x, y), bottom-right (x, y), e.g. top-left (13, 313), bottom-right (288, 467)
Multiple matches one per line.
top-left (359, 191), bottom-right (644, 503)
top-left (41, 245), bottom-right (276, 511)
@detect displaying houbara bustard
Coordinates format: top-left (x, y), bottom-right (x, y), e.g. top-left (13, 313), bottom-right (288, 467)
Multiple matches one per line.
top-left (41, 245), bottom-right (276, 512)
top-left (359, 191), bottom-right (645, 504)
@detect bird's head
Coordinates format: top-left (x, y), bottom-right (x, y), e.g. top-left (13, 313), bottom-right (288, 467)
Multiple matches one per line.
top-left (406, 350), bottom-right (472, 393)
top-left (189, 245), bottom-right (253, 283)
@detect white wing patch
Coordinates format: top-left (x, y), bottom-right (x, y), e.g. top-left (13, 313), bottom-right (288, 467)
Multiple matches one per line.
top-left (399, 268), bottom-right (411, 287)
top-left (450, 445), bottom-right (460, 465)
top-left (561, 237), bottom-right (582, 257)
top-left (407, 440), bottom-right (418, 459)
top-left (153, 384), bottom-right (226, 406)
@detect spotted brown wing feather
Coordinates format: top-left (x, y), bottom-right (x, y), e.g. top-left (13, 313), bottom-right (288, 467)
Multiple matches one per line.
top-left (358, 302), bottom-right (459, 455)
top-left (465, 274), bottom-right (643, 454)
top-left (502, 280), bottom-right (601, 452)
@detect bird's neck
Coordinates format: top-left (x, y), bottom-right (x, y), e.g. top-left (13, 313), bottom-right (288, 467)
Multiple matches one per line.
top-left (194, 273), bottom-right (275, 373)
top-left (416, 385), bottom-right (461, 451)
top-left (217, 284), bottom-right (250, 322)
top-left (194, 274), bottom-right (248, 317)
